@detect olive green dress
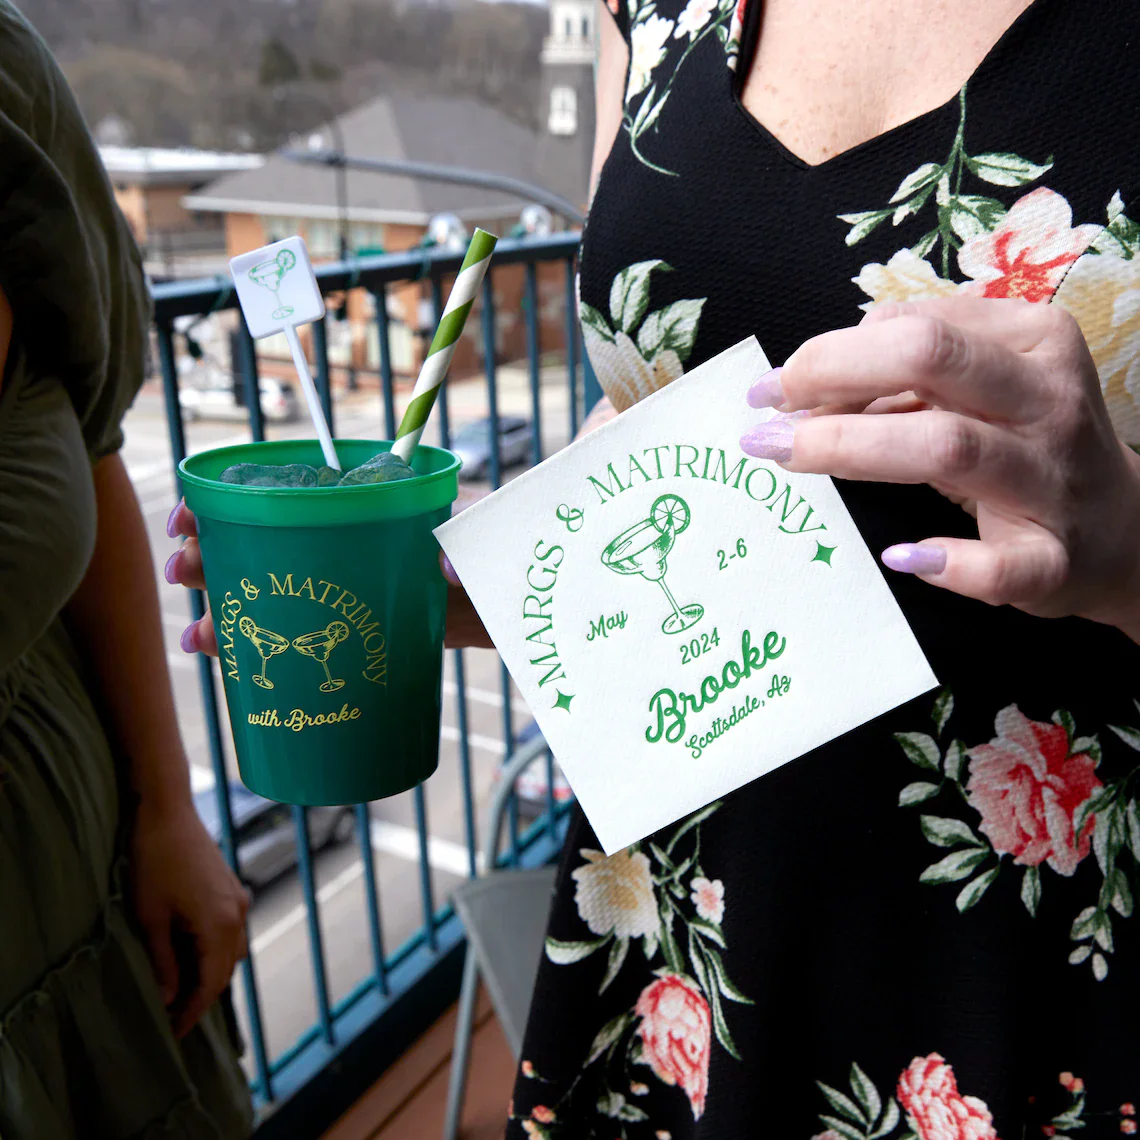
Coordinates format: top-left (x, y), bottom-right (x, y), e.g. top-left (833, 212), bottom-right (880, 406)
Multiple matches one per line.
top-left (0, 4), bottom-right (254, 1136)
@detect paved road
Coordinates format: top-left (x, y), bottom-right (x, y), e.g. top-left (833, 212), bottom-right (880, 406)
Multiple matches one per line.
top-left (123, 362), bottom-right (573, 1063)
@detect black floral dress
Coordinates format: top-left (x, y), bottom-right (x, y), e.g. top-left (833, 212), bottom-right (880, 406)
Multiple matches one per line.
top-left (508, 0), bottom-right (1140, 1137)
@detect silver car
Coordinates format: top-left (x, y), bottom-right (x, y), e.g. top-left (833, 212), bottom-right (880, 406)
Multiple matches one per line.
top-left (194, 783), bottom-right (355, 892)
top-left (180, 368), bottom-right (300, 424)
top-left (451, 415), bottom-right (533, 480)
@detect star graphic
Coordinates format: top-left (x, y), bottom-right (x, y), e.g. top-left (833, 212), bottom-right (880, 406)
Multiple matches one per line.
top-left (553, 690), bottom-right (575, 712)
top-left (812, 542), bottom-right (836, 565)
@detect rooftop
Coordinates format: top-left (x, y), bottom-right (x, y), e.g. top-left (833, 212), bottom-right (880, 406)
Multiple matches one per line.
top-left (99, 145), bottom-right (264, 184)
top-left (183, 94), bottom-right (542, 226)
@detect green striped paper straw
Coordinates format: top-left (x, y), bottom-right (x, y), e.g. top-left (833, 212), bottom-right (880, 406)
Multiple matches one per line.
top-left (390, 227), bottom-right (499, 463)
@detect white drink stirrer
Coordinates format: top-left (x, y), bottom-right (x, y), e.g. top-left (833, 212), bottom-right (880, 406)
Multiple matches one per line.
top-left (229, 236), bottom-right (340, 470)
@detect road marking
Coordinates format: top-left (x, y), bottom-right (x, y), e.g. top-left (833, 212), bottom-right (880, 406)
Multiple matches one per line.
top-left (442, 682), bottom-right (530, 715)
top-left (251, 860), bottom-right (365, 955)
top-left (369, 820), bottom-right (479, 878)
top-left (126, 457), bottom-right (180, 484)
top-left (248, 823), bottom-right (478, 956)
top-left (439, 726), bottom-right (506, 755)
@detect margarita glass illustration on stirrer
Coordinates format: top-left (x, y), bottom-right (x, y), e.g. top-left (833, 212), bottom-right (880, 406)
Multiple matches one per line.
top-left (239, 617), bottom-right (291, 689)
top-left (248, 248), bottom-right (298, 320)
top-left (292, 621), bottom-right (351, 693)
top-left (601, 494), bottom-right (704, 635)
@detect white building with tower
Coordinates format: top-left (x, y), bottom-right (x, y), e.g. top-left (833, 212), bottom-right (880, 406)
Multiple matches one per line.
top-left (537, 0), bottom-right (596, 210)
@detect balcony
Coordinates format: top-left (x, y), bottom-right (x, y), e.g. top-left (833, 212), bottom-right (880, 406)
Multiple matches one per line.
top-left (146, 233), bottom-right (595, 1137)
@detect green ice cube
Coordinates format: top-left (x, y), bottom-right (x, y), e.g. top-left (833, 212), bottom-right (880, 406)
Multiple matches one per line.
top-left (219, 463), bottom-right (321, 488)
top-left (337, 450), bottom-right (417, 486)
top-left (316, 466), bottom-right (341, 486)
top-left (338, 462), bottom-right (417, 485)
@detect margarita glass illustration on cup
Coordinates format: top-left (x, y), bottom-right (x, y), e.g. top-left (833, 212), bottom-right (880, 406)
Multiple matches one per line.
top-left (248, 248), bottom-right (298, 320)
top-left (239, 616), bottom-right (291, 689)
top-left (601, 494), bottom-right (704, 635)
top-left (293, 621), bottom-right (351, 693)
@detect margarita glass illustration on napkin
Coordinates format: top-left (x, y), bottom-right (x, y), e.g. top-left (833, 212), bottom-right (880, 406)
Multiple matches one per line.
top-left (601, 493), bottom-right (704, 634)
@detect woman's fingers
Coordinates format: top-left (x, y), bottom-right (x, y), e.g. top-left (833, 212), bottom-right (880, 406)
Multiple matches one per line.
top-left (172, 937), bottom-right (236, 1039)
top-left (741, 409), bottom-right (1052, 512)
top-left (768, 314), bottom-right (1047, 421)
top-left (165, 538), bottom-right (206, 590)
top-left (881, 533), bottom-right (1068, 611)
top-left (440, 551), bottom-right (461, 586)
top-left (166, 498), bottom-right (217, 656)
top-left (859, 294), bottom-right (1053, 354)
top-left (181, 611), bottom-right (218, 658)
top-left (167, 499), bottom-right (198, 540)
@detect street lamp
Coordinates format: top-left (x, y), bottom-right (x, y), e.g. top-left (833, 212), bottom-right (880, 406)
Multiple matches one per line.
top-left (517, 204), bottom-right (554, 238)
top-left (427, 213), bottom-right (469, 252)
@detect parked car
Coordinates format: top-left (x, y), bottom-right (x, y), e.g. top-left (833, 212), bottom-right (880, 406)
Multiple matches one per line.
top-left (451, 415), bottom-right (533, 480)
top-left (193, 782), bottom-right (355, 892)
top-left (511, 720), bottom-right (573, 820)
top-left (180, 369), bottom-right (300, 424)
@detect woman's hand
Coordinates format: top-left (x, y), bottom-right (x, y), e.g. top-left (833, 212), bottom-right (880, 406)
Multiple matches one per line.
top-left (130, 794), bottom-right (250, 1037)
top-left (740, 295), bottom-right (1140, 639)
top-left (166, 491), bottom-right (495, 652)
top-left (165, 501), bottom-right (218, 655)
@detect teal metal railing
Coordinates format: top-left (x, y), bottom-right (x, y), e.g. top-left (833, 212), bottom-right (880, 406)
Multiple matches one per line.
top-left (151, 234), bottom-right (597, 1135)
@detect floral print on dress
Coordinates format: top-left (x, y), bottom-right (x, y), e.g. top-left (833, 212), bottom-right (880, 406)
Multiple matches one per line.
top-left (513, 803), bottom-right (748, 1135)
top-left (634, 973), bottom-right (711, 1118)
top-left (810, 1061), bottom-right (1132, 1140)
top-left (621, 0), bottom-right (739, 174)
top-left (895, 690), bottom-right (1140, 981)
top-left (580, 259), bottom-right (705, 412)
top-left (839, 85), bottom-right (1140, 444)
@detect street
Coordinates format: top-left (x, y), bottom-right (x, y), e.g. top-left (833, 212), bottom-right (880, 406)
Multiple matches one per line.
top-left (123, 360), bottom-right (574, 1064)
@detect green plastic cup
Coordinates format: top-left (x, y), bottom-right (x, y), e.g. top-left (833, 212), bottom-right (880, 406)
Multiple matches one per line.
top-left (180, 439), bottom-right (460, 805)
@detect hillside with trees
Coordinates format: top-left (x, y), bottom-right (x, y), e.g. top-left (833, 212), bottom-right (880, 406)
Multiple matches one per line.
top-left (16, 0), bottom-right (546, 149)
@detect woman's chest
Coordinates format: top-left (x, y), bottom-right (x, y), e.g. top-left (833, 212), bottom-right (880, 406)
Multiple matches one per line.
top-left (582, 0), bottom-right (1139, 428)
top-left (738, 0), bottom-right (1035, 167)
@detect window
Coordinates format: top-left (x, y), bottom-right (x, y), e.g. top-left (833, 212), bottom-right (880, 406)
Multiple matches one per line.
top-left (262, 215), bottom-right (301, 244)
top-left (549, 86), bottom-right (578, 136)
top-left (306, 219), bottom-right (339, 258)
top-left (581, 15), bottom-right (590, 37)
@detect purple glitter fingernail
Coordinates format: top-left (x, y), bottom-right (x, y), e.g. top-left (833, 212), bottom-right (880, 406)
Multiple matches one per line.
top-left (881, 544), bottom-right (947, 575)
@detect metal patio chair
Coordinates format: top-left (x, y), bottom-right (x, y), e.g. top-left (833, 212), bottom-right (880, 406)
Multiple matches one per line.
top-left (442, 734), bottom-right (560, 1140)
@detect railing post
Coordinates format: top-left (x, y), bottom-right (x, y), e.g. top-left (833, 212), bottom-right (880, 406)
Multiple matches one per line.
top-left (292, 806), bottom-right (335, 1045)
top-left (524, 261), bottom-right (542, 465)
top-left (237, 318), bottom-right (265, 443)
top-left (355, 804), bottom-right (389, 995)
top-left (414, 785), bottom-right (437, 951)
top-left (480, 275), bottom-right (501, 489)
top-left (311, 317), bottom-right (336, 436)
top-left (582, 341), bottom-right (603, 415)
top-left (564, 259), bottom-right (580, 438)
top-left (372, 287), bottom-right (397, 440)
